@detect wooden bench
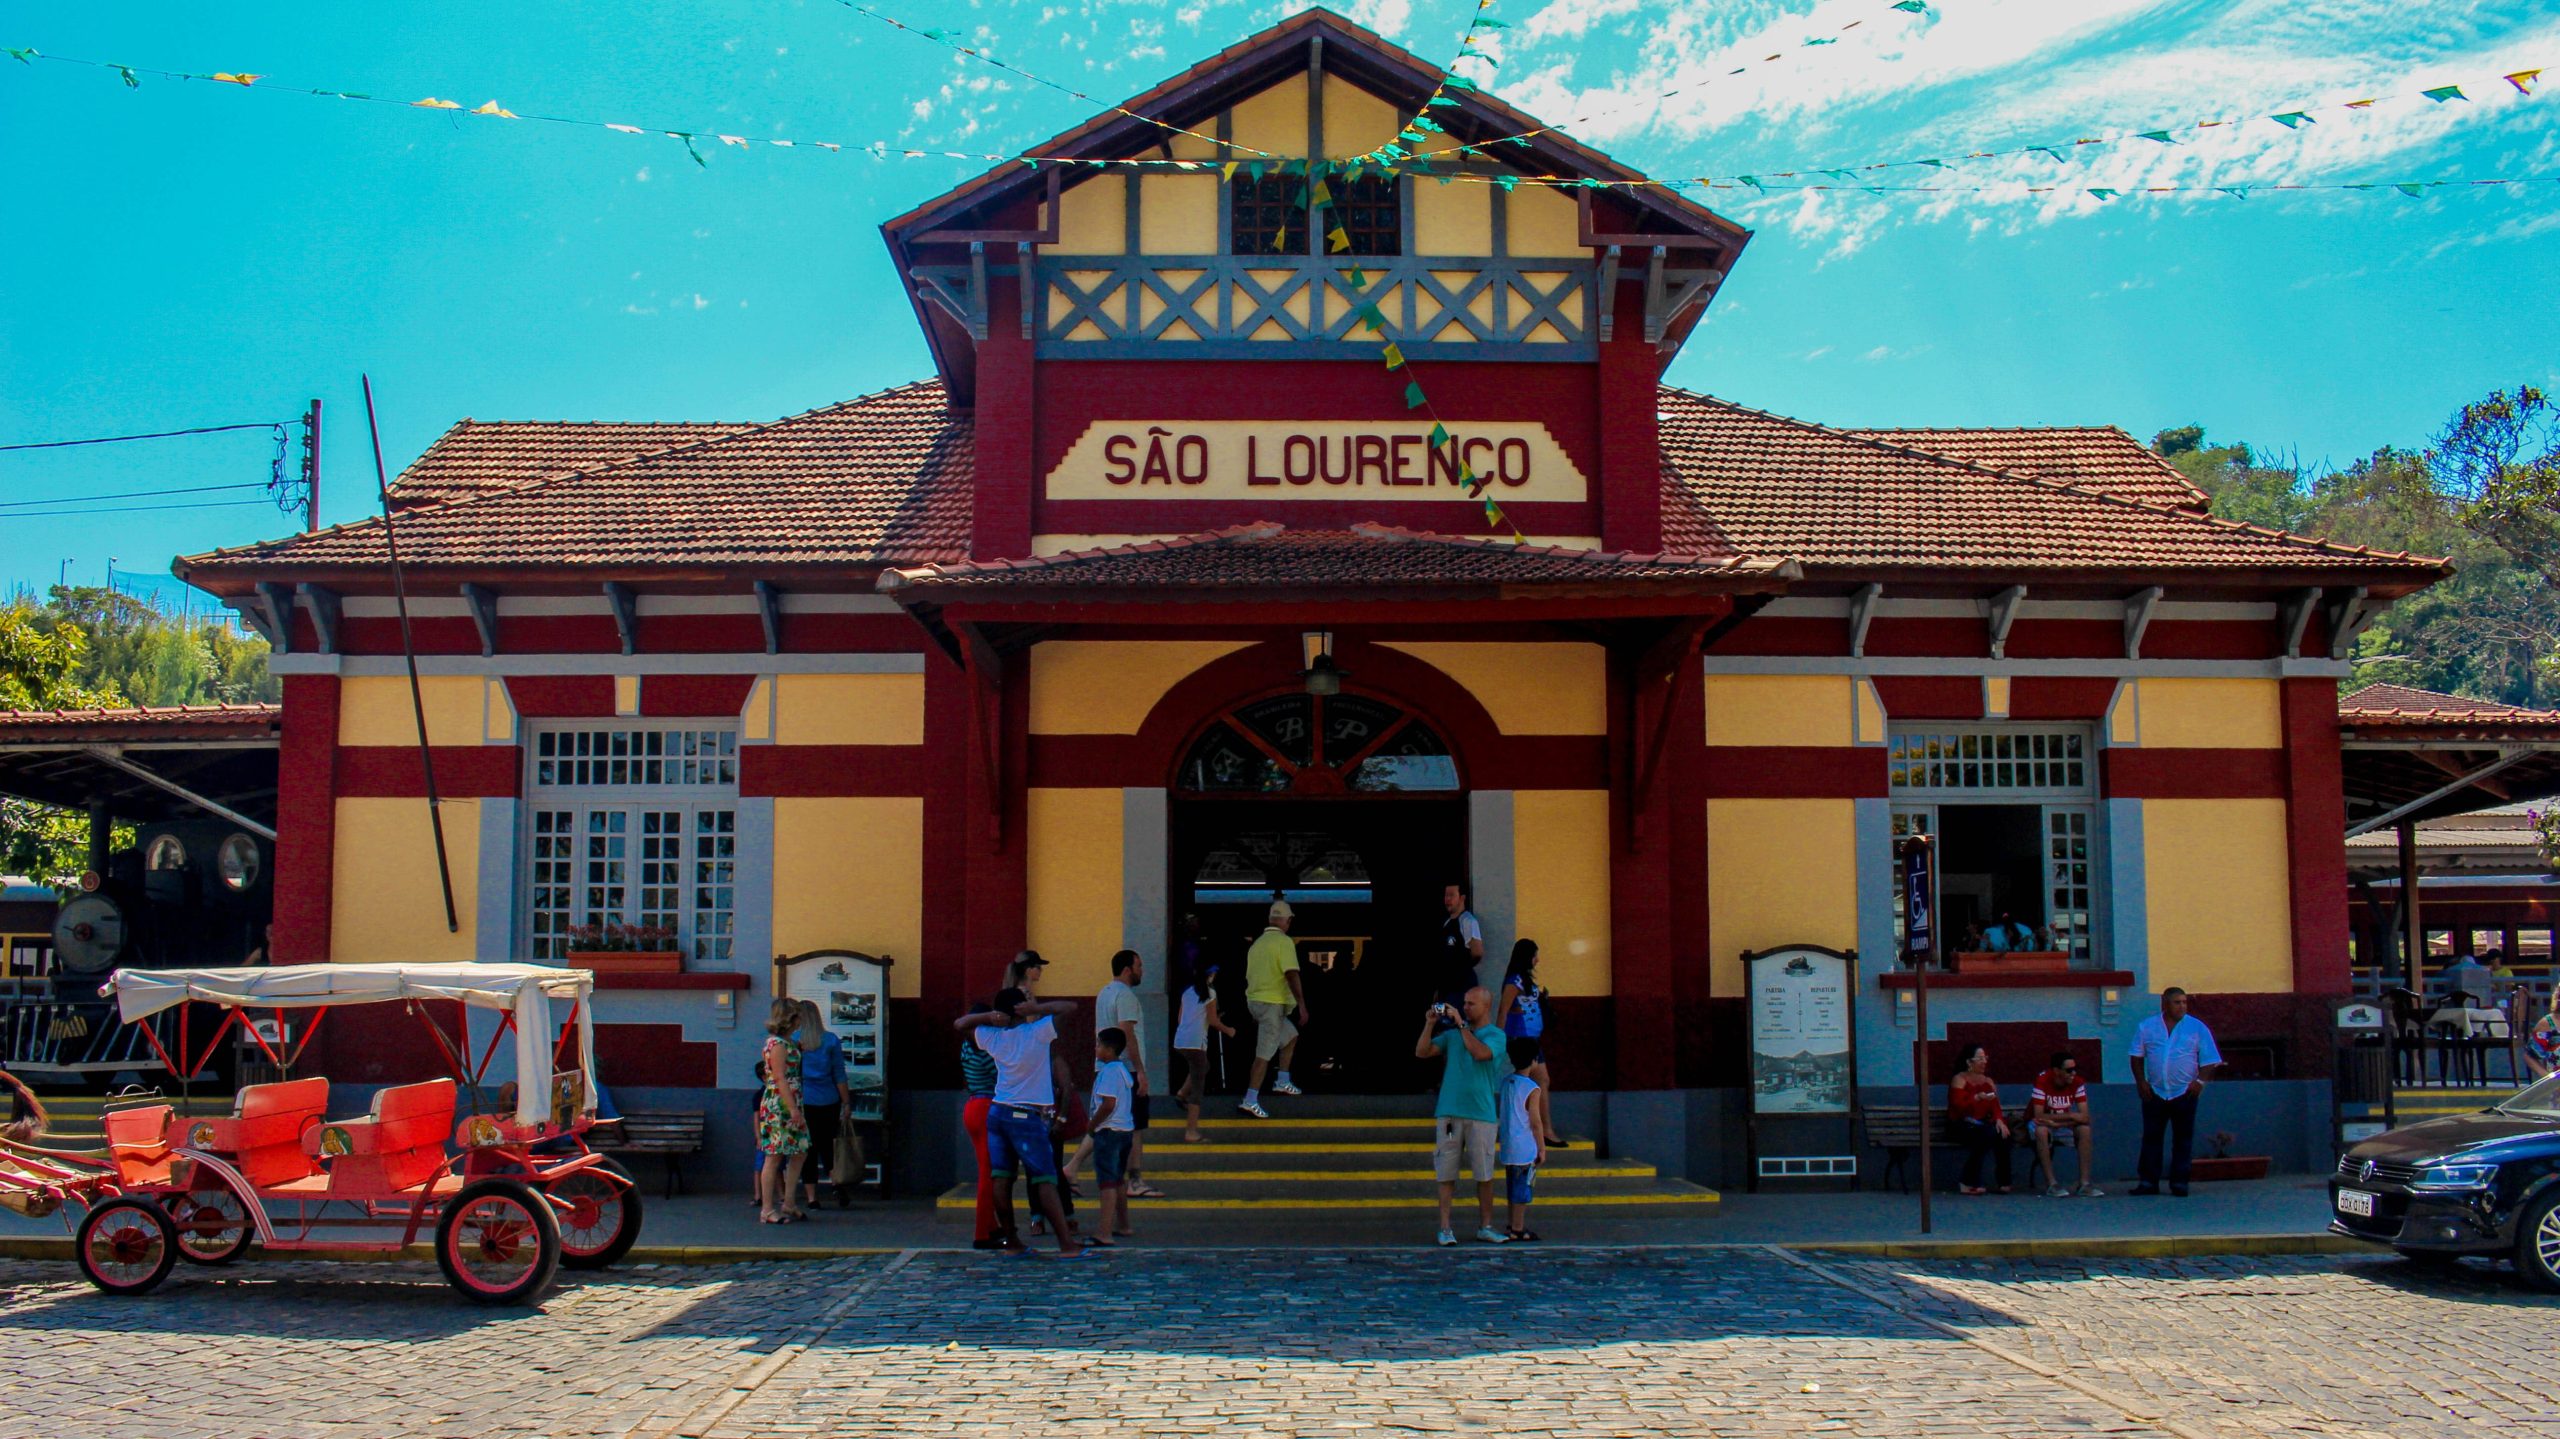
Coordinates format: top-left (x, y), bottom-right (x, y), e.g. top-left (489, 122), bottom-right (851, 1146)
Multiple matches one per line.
top-left (587, 1110), bottom-right (705, 1197)
top-left (1865, 1103), bottom-right (2054, 1193)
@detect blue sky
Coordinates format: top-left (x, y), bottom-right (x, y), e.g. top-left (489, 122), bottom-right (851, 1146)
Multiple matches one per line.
top-left (2, 0), bottom-right (2555, 596)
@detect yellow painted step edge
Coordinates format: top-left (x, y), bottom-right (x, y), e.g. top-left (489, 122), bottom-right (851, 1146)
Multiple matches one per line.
top-left (1087, 1165), bottom-right (1655, 1181)
top-left (934, 1191), bottom-right (1719, 1211)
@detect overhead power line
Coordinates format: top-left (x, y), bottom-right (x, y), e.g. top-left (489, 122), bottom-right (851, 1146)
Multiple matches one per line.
top-left (0, 420), bottom-right (285, 452)
top-left (3, 498), bottom-right (277, 520)
top-left (0, 480), bottom-right (270, 511)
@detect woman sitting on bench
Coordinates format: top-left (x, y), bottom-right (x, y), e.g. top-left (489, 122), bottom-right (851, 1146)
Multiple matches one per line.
top-left (1948, 1043), bottom-right (2012, 1195)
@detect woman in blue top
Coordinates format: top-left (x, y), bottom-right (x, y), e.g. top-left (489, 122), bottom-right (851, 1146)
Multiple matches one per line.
top-left (1495, 939), bottom-right (1568, 1149)
top-left (795, 999), bottom-right (849, 1211)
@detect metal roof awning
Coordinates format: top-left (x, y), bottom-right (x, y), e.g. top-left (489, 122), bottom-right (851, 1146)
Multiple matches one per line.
top-left (0, 705), bottom-right (283, 834)
top-left (2339, 684), bottom-right (2560, 837)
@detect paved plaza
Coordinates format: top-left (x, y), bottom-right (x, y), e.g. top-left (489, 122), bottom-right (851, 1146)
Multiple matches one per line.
top-left (0, 1246), bottom-right (2548, 1438)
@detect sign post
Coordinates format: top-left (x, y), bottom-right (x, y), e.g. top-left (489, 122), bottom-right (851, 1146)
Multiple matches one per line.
top-left (1897, 834), bottom-right (1937, 1235)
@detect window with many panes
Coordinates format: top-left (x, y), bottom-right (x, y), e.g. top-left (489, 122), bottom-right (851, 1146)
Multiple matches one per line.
top-left (524, 725), bottom-right (738, 969)
top-left (1227, 172), bottom-right (1401, 256)
top-left (1889, 725), bottom-right (2102, 969)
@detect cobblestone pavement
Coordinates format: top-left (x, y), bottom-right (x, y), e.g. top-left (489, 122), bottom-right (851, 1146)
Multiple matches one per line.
top-left (0, 1248), bottom-right (2546, 1437)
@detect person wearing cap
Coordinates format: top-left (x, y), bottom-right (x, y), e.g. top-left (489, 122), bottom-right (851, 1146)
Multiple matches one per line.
top-left (1239, 899), bottom-right (1309, 1118)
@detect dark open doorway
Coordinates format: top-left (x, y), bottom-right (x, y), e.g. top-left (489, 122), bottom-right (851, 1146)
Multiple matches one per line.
top-left (1169, 797), bottom-right (1466, 1093)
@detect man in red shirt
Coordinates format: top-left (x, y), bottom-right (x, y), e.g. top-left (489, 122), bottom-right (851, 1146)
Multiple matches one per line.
top-left (2029, 1051), bottom-right (2104, 1197)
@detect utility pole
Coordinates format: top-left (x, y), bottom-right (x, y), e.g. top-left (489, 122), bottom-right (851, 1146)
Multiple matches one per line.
top-left (301, 399), bottom-right (322, 531)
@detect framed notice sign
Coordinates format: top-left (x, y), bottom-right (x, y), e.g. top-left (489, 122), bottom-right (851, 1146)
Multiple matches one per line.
top-left (775, 949), bottom-right (895, 1193)
top-left (1744, 946), bottom-right (1856, 1115)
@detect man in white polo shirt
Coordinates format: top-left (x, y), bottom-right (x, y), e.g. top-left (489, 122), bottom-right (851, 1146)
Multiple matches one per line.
top-left (2128, 986), bottom-right (2223, 1197)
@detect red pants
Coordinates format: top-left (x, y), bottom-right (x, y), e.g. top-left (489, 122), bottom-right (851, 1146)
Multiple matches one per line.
top-left (962, 1096), bottom-right (997, 1241)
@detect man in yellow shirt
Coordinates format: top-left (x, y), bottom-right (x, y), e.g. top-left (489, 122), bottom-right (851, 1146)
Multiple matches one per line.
top-left (1240, 900), bottom-right (1309, 1118)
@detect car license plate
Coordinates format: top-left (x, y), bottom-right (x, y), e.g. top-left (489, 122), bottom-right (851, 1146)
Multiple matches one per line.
top-left (2337, 1188), bottom-right (2377, 1218)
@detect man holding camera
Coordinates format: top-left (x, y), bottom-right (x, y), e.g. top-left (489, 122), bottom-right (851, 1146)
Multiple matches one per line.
top-left (1416, 985), bottom-right (1509, 1246)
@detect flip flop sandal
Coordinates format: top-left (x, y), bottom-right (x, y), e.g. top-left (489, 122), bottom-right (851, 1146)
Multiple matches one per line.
top-left (1508, 1230), bottom-right (1543, 1243)
top-left (1127, 1184), bottom-right (1167, 1198)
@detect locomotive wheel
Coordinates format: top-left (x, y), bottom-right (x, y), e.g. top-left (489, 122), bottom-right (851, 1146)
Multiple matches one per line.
top-left (550, 1158), bottom-right (644, 1271)
top-left (435, 1179), bottom-right (562, 1306)
top-left (168, 1185), bottom-right (254, 1265)
top-left (77, 1197), bottom-right (177, 1296)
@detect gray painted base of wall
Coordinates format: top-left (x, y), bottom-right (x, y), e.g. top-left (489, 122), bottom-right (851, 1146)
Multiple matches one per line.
top-left (324, 1080), bottom-right (2339, 1198)
top-left (1604, 1081), bottom-right (2337, 1191)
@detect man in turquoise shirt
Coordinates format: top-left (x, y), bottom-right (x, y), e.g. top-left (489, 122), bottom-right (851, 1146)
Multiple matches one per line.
top-left (1415, 985), bottom-right (1508, 1246)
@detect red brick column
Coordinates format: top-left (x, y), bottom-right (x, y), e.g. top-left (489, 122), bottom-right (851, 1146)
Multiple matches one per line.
top-left (271, 673), bottom-right (340, 965)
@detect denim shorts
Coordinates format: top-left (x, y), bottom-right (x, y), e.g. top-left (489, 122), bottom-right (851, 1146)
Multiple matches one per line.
top-left (1505, 1164), bottom-right (1536, 1206)
top-left (1092, 1128), bottom-right (1134, 1187)
top-left (986, 1104), bottom-right (1059, 1184)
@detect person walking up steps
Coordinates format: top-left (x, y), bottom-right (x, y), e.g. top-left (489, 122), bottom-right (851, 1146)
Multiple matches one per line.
top-left (1418, 985), bottom-right (1509, 1246)
top-left (1174, 962), bottom-right (1236, 1142)
top-left (1240, 900), bottom-right (1307, 1118)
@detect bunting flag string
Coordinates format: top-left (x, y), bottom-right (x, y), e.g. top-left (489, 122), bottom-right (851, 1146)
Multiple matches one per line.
top-left (1325, 0), bottom-right (1529, 539)
top-left (1373, 0), bottom-right (1935, 172)
top-left (2, 47), bottom-right (1284, 171)
top-left (1656, 64), bottom-right (2546, 190)
top-left (823, 0), bottom-right (1278, 158)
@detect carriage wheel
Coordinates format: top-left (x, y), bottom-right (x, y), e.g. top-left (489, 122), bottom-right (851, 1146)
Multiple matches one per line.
top-left (168, 1186), bottom-right (253, 1266)
top-left (76, 1197), bottom-right (177, 1296)
top-left (550, 1159), bottom-right (644, 1271)
top-left (435, 1179), bottom-right (562, 1306)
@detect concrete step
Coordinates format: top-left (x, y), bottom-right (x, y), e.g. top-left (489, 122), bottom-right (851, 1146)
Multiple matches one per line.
top-left (1137, 1143), bottom-right (1623, 1175)
top-left (935, 1178), bottom-right (1718, 1212)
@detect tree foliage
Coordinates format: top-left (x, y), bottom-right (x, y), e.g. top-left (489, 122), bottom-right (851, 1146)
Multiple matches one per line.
top-left (0, 589), bottom-right (274, 883)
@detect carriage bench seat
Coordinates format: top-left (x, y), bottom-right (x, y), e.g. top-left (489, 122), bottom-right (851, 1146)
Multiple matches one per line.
top-left (588, 1110), bottom-right (706, 1198)
top-left (304, 1078), bottom-right (459, 1199)
top-left (175, 1077), bottom-right (333, 1189)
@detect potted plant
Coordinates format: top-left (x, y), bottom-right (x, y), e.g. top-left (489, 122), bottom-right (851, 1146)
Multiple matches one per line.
top-left (2188, 1130), bottom-right (2271, 1182)
top-left (562, 923), bottom-right (683, 975)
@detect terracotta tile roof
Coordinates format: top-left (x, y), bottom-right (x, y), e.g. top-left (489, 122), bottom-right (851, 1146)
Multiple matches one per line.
top-left (2340, 683), bottom-right (2560, 725)
top-left (1657, 389), bottom-right (2446, 580)
top-left (880, 522), bottom-right (1794, 595)
top-left (1846, 426), bottom-right (2207, 510)
top-left (0, 703), bottom-right (282, 744)
top-left (179, 382), bottom-right (973, 582)
top-left (390, 421), bottom-right (754, 507)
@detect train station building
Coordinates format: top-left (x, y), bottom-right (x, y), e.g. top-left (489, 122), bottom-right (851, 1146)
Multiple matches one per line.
top-left (170, 9), bottom-right (2450, 1184)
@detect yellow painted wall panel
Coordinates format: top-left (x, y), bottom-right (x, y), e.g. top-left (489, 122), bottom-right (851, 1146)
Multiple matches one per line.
top-left (1053, 175), bottom-right (1127, 254)
top-left (1378, 642), bottom-right (1606, 735)
top-left (1029, 640), bottom-right (1252, 735)
top-left (2144, 799), bottom-right (2293, 993)
top-left (1513, 790), bottom-right (1612, 997)
top-left (1415, 183), bottom-right (1491, 256)
top-left (1322, 76), bottom-right (1401, 159)
top-left (1027, 788), bottom-right (1125, 996)
top-left (330, 797), bottom-right (479, 962)
top-left (1507, 185), bottom-right (1583, 256)
top-left (1703, 675), bottom-right (1855, 748)
top-left (772, 674), bottom-right (923, 746)
top-left (773, 798), bottom-right (924, 998)
top-left (1707, 798), bottom-right (1859, 997)
top-left (339, 675), bottom-right (485, 748)
top-left (1139, 175), bottom-right (1219, 254)
top-left (2130, 678), bottom-right (2282, 748)
top-left (1228, 76), bottom-right (1307, 158)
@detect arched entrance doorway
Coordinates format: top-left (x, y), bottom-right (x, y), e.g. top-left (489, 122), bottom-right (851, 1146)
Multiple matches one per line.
top-left (1170, 689), bottom-right (1464, 1092)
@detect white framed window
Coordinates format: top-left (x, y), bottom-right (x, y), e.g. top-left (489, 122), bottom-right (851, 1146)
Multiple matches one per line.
top-left (1889, 724), bottom-right (2104, 969)
top-left (524, 723), bottom-right (739, 969)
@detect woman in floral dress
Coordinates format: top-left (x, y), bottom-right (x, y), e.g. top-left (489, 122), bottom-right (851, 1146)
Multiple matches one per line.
top-left (756, 998), bottom-right (811, 1223)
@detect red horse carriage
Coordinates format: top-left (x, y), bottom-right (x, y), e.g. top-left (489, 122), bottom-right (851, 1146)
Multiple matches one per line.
top-left (55, 962), bottom-right (641, 1304)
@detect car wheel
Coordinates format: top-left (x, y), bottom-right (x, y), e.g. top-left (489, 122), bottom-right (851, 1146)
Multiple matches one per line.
top-left (549, 1158), bottom-right (643, 1271)
top-left (435, 1179), bottom-right (563, 1306)
top-left (76, 1197), bottom-right (177, 1296)
top-left (2516, 1189), bottom-right (2560, 1293)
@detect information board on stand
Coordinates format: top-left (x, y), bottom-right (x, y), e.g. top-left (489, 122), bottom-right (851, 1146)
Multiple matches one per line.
top-left (775, 948), bottom-right (894, 1193)
top-left (1742, 944), bottom-right (1858, 1189)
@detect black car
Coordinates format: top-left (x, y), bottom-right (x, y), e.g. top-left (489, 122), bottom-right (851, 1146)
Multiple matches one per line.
top-left (2330, 1071), bottom-right (2560, 1289)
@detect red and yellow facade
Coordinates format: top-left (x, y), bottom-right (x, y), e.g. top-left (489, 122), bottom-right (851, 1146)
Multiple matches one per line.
top-left (178, 10), bottom-right (2443, 1180)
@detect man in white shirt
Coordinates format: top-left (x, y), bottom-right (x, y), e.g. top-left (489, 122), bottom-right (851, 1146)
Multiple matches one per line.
top-left (2128, 986), bottom-right (2223, 1197)
top-left (1079, 949), bottom-right (1164, 1198)
top-left (962, 989), bottom-right (1084, 1255)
